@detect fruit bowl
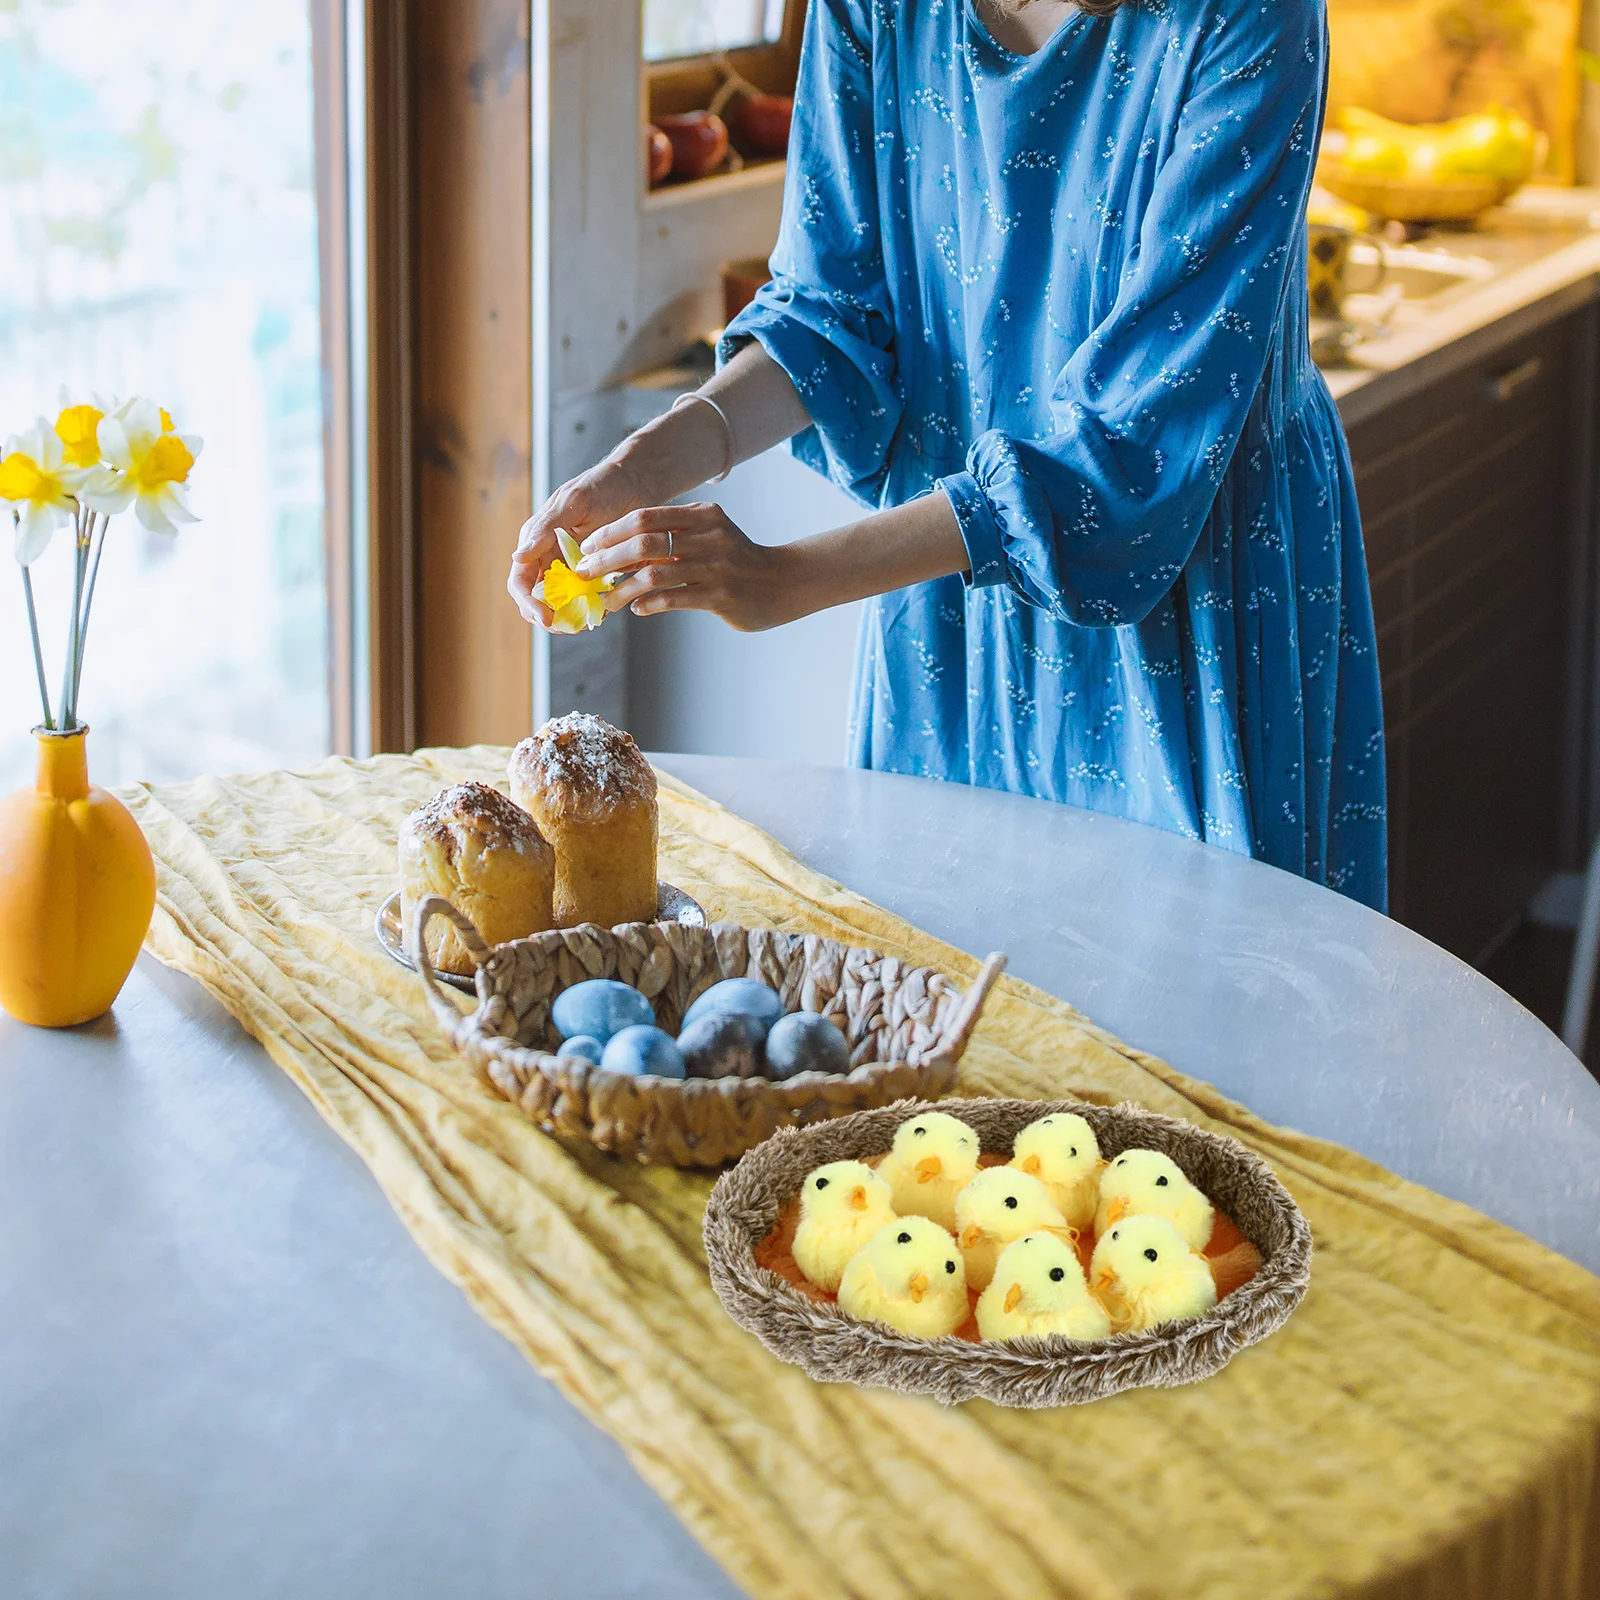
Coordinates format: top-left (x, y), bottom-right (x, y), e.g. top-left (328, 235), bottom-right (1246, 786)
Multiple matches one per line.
top-left (1318, 164), bottom-right (1508, 224)
top-left (409, 897), bottom-right (1006, 1167)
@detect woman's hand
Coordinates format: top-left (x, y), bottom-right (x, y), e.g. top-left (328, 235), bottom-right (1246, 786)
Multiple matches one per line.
top-left (574, 503), bottom-right (806, 633)
top-left (507, 454), bottom-right (650, 628)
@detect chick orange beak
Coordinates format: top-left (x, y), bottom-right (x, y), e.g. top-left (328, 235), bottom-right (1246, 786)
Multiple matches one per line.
top-left (848, 1185), bottom-right (868, 1212)
top-left (914, 1155), bottom-right (943, 1183)
top-left (908, 1269), bottom-right (928, 1304)
top-left (959, 1224), bottom-right (982, 1249)
top-left (1104, 1196), bottom-right (1130, 1226)
top-left (1003, 1282), bottom-right (1023, 1313)
top-left (1019, 1154), bottom-right (1042, 1177)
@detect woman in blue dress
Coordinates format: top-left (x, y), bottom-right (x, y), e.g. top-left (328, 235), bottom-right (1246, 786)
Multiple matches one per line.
top-left (509, 0), bottom-right (1388, 911)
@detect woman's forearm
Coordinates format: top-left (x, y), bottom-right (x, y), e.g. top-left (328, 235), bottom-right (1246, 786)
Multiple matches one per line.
top-left (774, 490), bottom-right (970, 622)
top-left (618, 342), bottom-right (814, 501)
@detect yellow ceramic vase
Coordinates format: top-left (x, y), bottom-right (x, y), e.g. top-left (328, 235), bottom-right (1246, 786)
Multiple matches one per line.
top-left (0, 727), bottom-right (156, 1028)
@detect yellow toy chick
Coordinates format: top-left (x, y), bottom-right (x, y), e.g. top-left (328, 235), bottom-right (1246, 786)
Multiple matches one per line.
top-left (876, 1111), bottom-right (980, 1232)
top-left (1009, 1112), bottom-right (1103, 1232)
top-left (954, 1166), bottom-right (1070, 1294)
top-left (1094, 1147), bottom-right (1215, 1251)
top-left (976, 1232), bottom-right (1112, 1344)
top-left (838, 1216), bottom-right (969, 1340)
top-left (792, 1160), bottom-right (897, 1294)
top-left (1089, 1214), bottom-right (1218, 1332)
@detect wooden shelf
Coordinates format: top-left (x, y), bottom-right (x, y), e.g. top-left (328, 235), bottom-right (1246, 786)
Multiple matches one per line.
top-left (642, 157), bottom-right (786, 214)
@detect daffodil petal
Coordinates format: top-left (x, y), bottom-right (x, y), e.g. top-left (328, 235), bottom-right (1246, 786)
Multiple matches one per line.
top-left (97, 417), bottom-right (134, 472)
top-left (556, 527), bottom-right (582, 566)
top-left (78, 468), bottom-right (134, 514)
top-left (158, 483), bottom-right (199, 524)
top-left (134, 492), bottom-right (177, 535)
top-left (13, 507), bottom-right (54, 565)
top-left (121, 398), bottom-right (163, 458)
top-left (177, 433), bottom-right (203, 462)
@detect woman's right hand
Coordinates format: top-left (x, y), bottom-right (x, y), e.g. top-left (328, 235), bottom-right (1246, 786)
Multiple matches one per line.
top-left (508, 453), bottom-right (652, 628)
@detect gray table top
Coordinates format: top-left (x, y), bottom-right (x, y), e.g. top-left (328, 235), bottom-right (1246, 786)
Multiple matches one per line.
top-left (3, 755), bottom-right (1597, 1600)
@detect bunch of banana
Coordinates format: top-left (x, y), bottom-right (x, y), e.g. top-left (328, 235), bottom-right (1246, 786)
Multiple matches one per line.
top-left (1338, 105), bottom-right (1538, 194)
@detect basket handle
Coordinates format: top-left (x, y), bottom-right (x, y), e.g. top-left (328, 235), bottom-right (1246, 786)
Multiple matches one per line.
top-left (408, 895), bottom-right (489, 1040)
top-left (942, 950), bottom-right (1007, 1058)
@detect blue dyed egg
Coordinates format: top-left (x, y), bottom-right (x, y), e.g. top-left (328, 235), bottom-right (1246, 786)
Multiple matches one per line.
top-left (677, 1010), bottom-right (768, 1080)
top-left (764, 1011), bottom-right (850, 1079)
top-left (555, 1034), bottom-right (603, 1064)
top-left (680, 977), bottom-right (784, 1036)
top-left (600, 1025), bottom-right (687, 1080)
top-left (551, 979), bottom-right (653, 1045)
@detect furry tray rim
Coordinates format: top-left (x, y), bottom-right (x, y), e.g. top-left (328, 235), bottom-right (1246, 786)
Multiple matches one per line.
top-left (704, 1096), bottom-right (1312, 1409)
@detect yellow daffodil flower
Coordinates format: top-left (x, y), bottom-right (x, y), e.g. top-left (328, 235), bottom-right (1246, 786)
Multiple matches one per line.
top-left (79, 397), bottom-right (203, 534)
top-left (532, 527), bottom-right (617, 633)
top-left (0, 419), bottom-right (78, 565)
top-left (54, 404), bottom-right (105, 470)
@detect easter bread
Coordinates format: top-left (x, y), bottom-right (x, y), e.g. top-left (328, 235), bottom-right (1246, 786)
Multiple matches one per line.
top-left (399, 781), bottom-right (555, 976)
top-left (509, 712), bottom-right (658, 929)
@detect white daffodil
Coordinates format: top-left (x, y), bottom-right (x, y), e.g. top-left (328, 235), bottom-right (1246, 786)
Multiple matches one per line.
top-left (0, 419), bottom-right (78, 565)
top-left (531, 527), bottom-right (618, 633)
top-left (79, 397), bottom-right (203, 534)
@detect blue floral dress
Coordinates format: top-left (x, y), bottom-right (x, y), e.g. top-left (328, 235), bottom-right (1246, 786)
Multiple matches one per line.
top-left (720, 0), bottom-right (1387, 910)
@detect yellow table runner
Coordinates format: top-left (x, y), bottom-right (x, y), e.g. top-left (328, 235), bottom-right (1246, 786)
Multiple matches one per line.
top-left (124, 747), bottom-right (1600, 1600)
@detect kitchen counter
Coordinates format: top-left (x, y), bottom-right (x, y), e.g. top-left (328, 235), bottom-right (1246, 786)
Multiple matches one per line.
top-left (1321, 186), bottom-right (1600, 427)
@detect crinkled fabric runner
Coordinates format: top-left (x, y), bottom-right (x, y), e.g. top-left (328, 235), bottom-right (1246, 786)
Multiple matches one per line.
top-left (123, 747), bottom-right (1600, 1600)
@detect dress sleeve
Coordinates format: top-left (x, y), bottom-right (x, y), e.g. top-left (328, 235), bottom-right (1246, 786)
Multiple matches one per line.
top-left (939, 0), bottom-right (1325, 626)
top-left (716, 0), bottom-right (900, 504)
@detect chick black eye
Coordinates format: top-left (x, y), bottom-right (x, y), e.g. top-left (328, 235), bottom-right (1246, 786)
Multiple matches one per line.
top-left (1049, 1266), bottom-right (1065, 1282)
top-left (945, 1260), bottom-right (956, 1273)
top-left (816, 1178), bottom-right (829, 1189)
top-left (912, 1126), bottom-right (926, 1137)
top-left (1111, 1230), bottom-right (1120, 1241)
top-left (897, 1232), bottom-right (912, 1244)
top-left (1116, 1158), bottom-right (1125, 1167)
top-left (1156, 1175), bottom-right (1168, 1187)
top-left (1004, 1195), bottom-right (1018, 1209)
top-left (1069, 1147), bottom-right (1077, 1157)
top-left (1144, 1247), bottom-right (1159, 1262)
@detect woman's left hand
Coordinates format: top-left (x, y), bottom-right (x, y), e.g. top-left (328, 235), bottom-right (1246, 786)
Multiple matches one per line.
top-left (574, 502), bottom-right (804, 633)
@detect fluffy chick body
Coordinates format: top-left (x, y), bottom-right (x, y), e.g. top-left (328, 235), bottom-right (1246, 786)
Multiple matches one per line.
top-left (976, 1232), bottom-right (1112, 1343)
top-left (837, 1216), bottom-right (968, 1340)
top-left (1089, 1214), bottom-right (1218, 1332)
top-left (1009, 1113), bottom-right (1103, 1232)
top-left (1094, 1147), bottom-right (1215, 1251)
top-left (954, 1167), bottom-right (1070, 1293)
top-left (792, 1160), bottom-right (897, 1293)
top-left (876, 1111), bottom-right (980, 1232)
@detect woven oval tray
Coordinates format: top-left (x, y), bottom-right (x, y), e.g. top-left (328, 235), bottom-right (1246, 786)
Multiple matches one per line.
top-left (410, 896), bottom-right (1007, 1168)
top-left (704, 1097), bottom-right (1312, 1407)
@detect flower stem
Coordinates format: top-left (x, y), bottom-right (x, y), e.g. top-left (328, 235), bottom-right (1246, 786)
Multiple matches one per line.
top-left (19, 546), bottom-right (54, 732)
top-left (71, 512), bottom-right (108, 720)
top-left (59, 504), bottom-right (88, 731)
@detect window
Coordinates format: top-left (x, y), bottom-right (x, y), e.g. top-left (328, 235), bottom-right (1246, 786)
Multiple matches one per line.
top-left (0, 0), bottom-right (328, 791)
top-left (643, 0), bottom-right (787, 63)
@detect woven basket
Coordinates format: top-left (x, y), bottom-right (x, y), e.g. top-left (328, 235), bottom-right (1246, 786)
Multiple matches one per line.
top-left (409, 896), bottom-right (1007, 1168)
top-left (704, 1097), bottom-right (1312, 1407)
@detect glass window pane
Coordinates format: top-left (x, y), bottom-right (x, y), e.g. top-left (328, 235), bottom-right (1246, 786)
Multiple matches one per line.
top-left (643, 0), bottom-right (785, 63)
top-left (0, 0), bottom-right (328, 791)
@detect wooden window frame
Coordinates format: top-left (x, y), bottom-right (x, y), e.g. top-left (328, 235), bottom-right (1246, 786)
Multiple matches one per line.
top-left (312, 0), bottom-right (534, 757)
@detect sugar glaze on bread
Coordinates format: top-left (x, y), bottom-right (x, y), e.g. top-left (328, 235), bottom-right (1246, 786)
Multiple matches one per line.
top-left (398, 780), bottom-right (555, 975)
top-left (508, 713), bottom-right (658, 928)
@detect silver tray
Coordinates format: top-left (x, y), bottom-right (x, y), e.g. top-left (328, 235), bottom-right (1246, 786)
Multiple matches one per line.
top-left (376, 883), bottom-right (708, 995)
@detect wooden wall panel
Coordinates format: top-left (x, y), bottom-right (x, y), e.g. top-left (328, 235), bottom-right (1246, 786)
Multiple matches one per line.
top-left (413, 0), bottom-right (534, 748)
